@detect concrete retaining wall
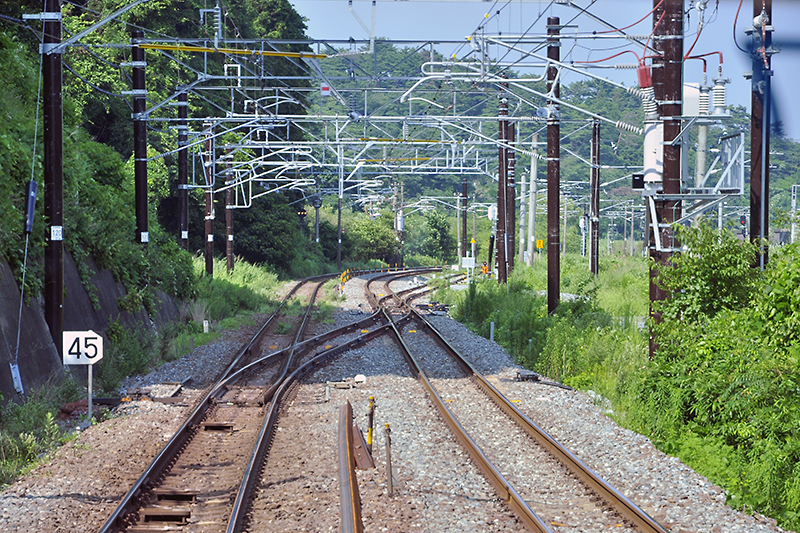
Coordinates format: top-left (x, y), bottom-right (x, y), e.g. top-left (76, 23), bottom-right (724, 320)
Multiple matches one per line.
top-left (0, 254), bottom-right (179, 404)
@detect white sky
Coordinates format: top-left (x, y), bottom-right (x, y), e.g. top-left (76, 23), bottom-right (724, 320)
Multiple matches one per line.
top-left (289, 0), bottom-right (800, 140)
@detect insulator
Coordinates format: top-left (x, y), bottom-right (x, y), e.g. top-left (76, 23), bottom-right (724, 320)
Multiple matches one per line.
top-left (615, 64), bottom-right (639, 70)
top-left (402, 122), bottom-right (409, 139)
top-left (625, 86), bottom-right (644, 98)
top-left (699, 86), bottom-right (710, 115)
top-left (214, 6), bottom-right (222, 42)
top-left (641, 86), bottom-right (657, 117)
top-left (616, 121), bottom-right (643, 135)
top-left (712, 77), bottom-right (730, 115)
top-left (625, 35), bottom-right (651, 41)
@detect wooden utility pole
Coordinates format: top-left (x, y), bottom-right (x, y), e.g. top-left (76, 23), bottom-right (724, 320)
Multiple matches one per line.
top-left (547, 17), bottom-right (561, 313)
top-left (43, 0), bottom-right (63, 350)
top-left (749, 0), bottom-right (772, 269)
top-left (496, 87), bottom-right (509, 283)
top-left (177, 89), bottom-right (189, 249)
top-left (589, 121), bottom-right (600, 275)
top-left (649, 0), bottom-right (683, 357)
top-left (132, 30), bottom-right (148, 245)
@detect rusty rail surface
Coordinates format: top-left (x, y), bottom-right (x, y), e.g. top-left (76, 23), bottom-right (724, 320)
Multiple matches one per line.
top-left (408, 306), bottom-right (670, 533)
top-left (98, 274), bottom-right (335, 533)
top-left (227, 318), bottom-right (412, 533)
top-left (338, 401), bottom-right (364, 533)
top-left (382, 310), bottom-right (553, 533)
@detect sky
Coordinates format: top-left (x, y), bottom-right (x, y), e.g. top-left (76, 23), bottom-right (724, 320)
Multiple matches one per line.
top-left (288, 0), bottom-right (800, 140)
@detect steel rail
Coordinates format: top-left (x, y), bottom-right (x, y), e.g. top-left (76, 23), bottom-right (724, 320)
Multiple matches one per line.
top-left (338, 400), bottom-right (364, 533)
top-left (408, 307), bottom-right (670, 533)
top-left (381, 309), bottom-right (553, 533)
top-left (97, 274), bottom-right (334, 533)
top-left (362, 267), bottom-right (443, 310)
top-left (227, 317), bottom-right (413, 533)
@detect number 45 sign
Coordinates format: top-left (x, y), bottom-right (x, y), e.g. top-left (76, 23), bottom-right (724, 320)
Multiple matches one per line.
top-left (63, 331), bottom-right (104, 365)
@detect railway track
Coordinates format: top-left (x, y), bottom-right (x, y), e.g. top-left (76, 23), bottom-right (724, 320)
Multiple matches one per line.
top-left (97, 268), bottom-right (438, 533)
top-left (98, 274), bottom-right (337, 533)
top-left (391, 309), bottom-right (668, 533)
top-left (97, 267), bottom-right (668, 533)
top-left (355, 271), bottom-right (668, 533)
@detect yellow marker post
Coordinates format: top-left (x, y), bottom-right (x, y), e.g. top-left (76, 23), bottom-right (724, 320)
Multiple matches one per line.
top-left (367, 396), bottom-right (375, 455)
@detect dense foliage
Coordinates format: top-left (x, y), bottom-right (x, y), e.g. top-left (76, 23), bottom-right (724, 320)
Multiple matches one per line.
top-left (639, 235), bottom-right (800, 526)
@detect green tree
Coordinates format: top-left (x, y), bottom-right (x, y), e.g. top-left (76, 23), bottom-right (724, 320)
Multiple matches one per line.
top-left (654, 222), bottom-right (760, 323)
top-left (420, 210), bottom-right (456, 263)
top-left (233, 193), bottom-right (303, 274)
top-left (347, 215), bottom-right (396, 263)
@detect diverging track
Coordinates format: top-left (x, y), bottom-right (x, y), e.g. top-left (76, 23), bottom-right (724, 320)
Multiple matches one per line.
top-left (97, 268), bottom-right (668, 533)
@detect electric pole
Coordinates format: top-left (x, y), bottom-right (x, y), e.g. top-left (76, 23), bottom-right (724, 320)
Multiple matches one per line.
top-left (590, 120), bottom-right (600, 275)
top-left (749, 0), bottom-right (773, 269)
top-left (496, 86), bottom-right (509, 283)
top-left (462, 178), bottom-right (468, 262)
top-left (649, 0), bottom-right (683, 357)
top-left (43, 0), bottom-right (63, 350)
top-left (177, 89), bottom-right (189, 250)
top-left (203, 137), bottom-right (214, 277)
top-left (547, 17), bottom-right (561, 313)
top-left (507, 123), bottom-right (516, 274)
top-left (132, 30), bottom-right (148, 245)
top-left (225, 151), bottom-right (234, 275)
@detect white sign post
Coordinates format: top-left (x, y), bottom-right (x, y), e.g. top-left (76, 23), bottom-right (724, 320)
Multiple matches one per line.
top-left (63, 331), bottom-right (103, 421)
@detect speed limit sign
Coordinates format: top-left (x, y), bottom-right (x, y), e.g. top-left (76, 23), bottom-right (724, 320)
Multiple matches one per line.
top-left (63, 331), bottom-right (104, 365)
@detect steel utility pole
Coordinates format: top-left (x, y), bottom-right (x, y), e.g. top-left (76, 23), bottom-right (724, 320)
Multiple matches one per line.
top-left (589, 121), bottom-right (600, 275)
top-left (496, 87), bottom-right (509, 283)
top-left (43, 0), bottom-right (63, 350)
top-left (337, 145), bottom-right (343, 269)
top-left (649, 0), bottom-right (683, 357)
top-left (177, 89), bottom-right (189, 249)
top-left (518, 170), bottom-right (527, 265)
top-left (547, 17), bottom-right (561, 313)
top-left (132, 30), bottom-right (148, 245)
top-left (527, 133), bottom-right (538, 267)
top-left (749, 0), bottom-right (773, 269)
top-left (400, 182), bottom-right (405, 265)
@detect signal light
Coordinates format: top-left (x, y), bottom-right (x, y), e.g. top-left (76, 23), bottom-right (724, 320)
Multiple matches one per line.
top-left (740, 215), bottom-right (746, 226)
top-left (297, 209), bottom-right (307, 218)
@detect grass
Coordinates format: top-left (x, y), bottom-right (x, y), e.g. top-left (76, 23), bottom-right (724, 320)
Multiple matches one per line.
top-left (0, 377), bottom-right (83, 488)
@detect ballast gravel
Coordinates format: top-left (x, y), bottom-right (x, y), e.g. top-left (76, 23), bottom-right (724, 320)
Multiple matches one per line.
top-left (0, 273), bottom-right (790, 533)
